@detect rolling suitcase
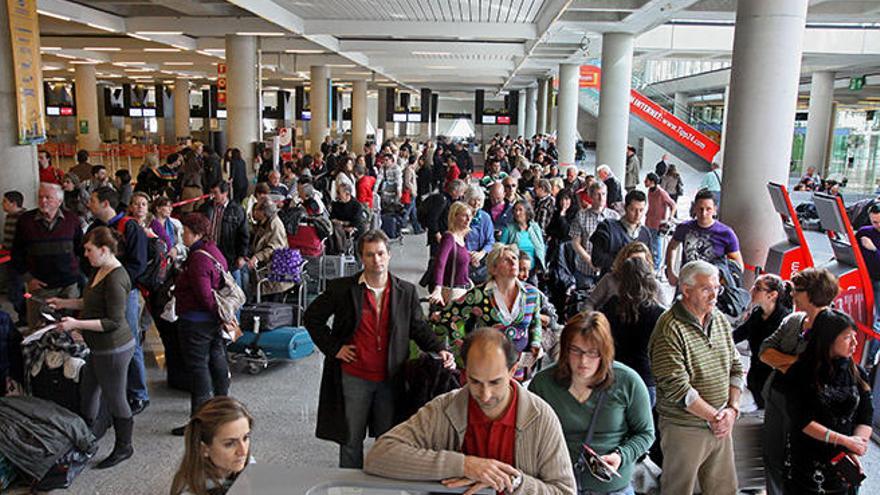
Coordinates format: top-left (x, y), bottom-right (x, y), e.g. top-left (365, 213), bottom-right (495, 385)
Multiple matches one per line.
top-left (227, 326), bottom-right (315, 362)
top-left (31, 366), bottom-right (81, 416)
top-left (239, 302), bottom-right (294, 332)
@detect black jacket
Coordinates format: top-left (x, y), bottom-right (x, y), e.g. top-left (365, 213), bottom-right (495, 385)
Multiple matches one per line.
top-left (589, 219), bottom-right (654, 275)
top-left (0, 396), bottom-right (95, 480)
top-left (303, 273), bottom-right (446, 444)
top-left (454, 149), bottom-right (474, 174)
top-left (230, 158), bottom-right (249, 203)
top-left (604, 176), bottom-right (623, 206)
top-left (202, 153), bottom-right (223, 192)
top-left (199, 200), bottom-right (250, 266)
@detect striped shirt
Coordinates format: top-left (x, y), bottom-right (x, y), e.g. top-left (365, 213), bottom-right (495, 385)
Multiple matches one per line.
top-left (2, 210), bottom-right (21, 249)
top-left (569, 206), bottom-right (618, 277)
top-left (649, 300), bottom-right (744, 428)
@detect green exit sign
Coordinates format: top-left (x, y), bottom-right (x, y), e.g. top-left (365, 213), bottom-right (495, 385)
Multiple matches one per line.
top-left (849, 76), bottom-right (866, 91)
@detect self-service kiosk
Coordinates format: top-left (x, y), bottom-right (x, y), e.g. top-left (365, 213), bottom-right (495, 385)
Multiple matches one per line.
top-left (764, 182), bottom-right (814, 279)
top-left (813, 192), bottom-right (877, 362)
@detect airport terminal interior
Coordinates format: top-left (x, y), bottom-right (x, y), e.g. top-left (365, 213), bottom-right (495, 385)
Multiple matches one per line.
top-left (2, 0), bottom-right (880, 494)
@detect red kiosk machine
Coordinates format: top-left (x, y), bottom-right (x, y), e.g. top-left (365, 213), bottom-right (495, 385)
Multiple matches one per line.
top-left (764, 182), bottom-right (815, 279)
top-left (813, 192), bottom-right (878, 363)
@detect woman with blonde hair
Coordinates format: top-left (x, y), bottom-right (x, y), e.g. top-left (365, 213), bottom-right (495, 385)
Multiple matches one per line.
top-left (427, 201), bottom-right (473, 306)
top-left (529, 311), bottom-right (654, 494)
top-left (170, 397), bottom-right (254, 495)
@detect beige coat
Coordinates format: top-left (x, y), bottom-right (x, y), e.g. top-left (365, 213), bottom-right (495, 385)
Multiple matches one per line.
top-left (250, 215), bottom-right (294, 296)
top-left (364, 381), bottom-right (576, 494)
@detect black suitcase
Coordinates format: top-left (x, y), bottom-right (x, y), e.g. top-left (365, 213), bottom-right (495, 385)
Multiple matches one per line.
top-left (31, 367), bottom-right (81, 416)
top-left (240, 302), bottom-right (294, 332)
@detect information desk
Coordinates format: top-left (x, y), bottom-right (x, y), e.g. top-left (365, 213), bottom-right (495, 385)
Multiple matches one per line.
top-left (228, 465), bottom-right (494, 495)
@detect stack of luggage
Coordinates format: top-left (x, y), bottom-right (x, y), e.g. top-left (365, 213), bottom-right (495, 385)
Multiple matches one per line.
top-left (228, 302), bottom-right (315, 374)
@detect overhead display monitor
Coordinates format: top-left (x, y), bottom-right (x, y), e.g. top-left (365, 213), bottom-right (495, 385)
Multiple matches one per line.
top-left (481, 115), bottom-right (496, 125)
top-left (143, 108), bottom-right (157, 117)
top-left (46, 106), bottom-right (60, 116)
top-left (392, 113), bottom-right (407, 122)
top-left (407, 113), bottom-right (420, 122)
top-left (129, 108), bottom-right (143, 117)
top-left (301, 110), bottom-right (311, 121)
top-left (216, 109), bottom-right (227, 119)
top-left (496, 115), bottom-right (510, 124)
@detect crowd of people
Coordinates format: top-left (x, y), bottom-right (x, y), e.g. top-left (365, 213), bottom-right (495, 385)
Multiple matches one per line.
top-left (0, 133), bottom-right (874, 495)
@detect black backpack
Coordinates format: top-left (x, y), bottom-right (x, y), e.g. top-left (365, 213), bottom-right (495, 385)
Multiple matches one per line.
top-left (115, 217), bottom-right (171, 293)
top-left (715, 258), bottom-right (750, 318)
top-left (847, 197), bottom-right (880, 231)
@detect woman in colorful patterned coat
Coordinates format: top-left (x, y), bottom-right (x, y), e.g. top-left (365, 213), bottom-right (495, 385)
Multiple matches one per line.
top-left (436, 243), bottom-right (542, 379)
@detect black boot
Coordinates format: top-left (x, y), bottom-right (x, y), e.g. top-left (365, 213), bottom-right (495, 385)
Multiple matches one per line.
top-left (95, 417), bottom-right (133, 469)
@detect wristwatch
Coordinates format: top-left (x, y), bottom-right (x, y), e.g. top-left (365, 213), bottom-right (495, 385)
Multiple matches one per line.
top-left (508, 471), bottom-right (523, 493)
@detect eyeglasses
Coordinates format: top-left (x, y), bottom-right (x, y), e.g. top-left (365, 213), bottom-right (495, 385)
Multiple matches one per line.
top-left (569, 347), bottom-right (601, 359)
top-left (700, 285), bottom-right (725, 296)
top-left (503, 184), bottom-right (515, 189)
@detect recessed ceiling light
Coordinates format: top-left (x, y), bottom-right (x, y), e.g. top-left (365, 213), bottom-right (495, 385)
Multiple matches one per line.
top-left (235, 32), bottom-right (285, 37)
top-left (40, 47), bottom-right (62, 51)
top-left (144, 48), bottom-right (180, 53)
top-left (283, 77), bottom-right (303, 81)
top-left (284, 49), bottom-right (324, 54)
top-left (203, 48), bottom-right (226, 53)
top-left (124, 68), bottom-right (151, 72)
top-left (135, 31), bottom-right (184, 35)
top-left (412, 51), bottom-right (451, 56)
top-left (70, 60), bottom-right (100, 65)
top-left (162, 80), bottom-right (175, 84)
top-left (114, 62), bottom-right (146, 66)
top-left (54, 53), bottom-right (77, 59)
top-left (425, 65), bottom-right (455, 70)
top-left (164, 62), bottom-right (194, 66)
top-left (84, 47), bottom-right (120, 51)
top-left (327, 64), bottom-right (356, 68)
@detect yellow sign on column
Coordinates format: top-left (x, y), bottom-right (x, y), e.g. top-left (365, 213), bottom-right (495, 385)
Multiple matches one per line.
top-left (6, 0), bottom-right (46, 144)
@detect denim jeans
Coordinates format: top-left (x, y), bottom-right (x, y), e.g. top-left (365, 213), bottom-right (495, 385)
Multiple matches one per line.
top-left (648, 228), bottom-right (663, 271)
top-left (403, 201), bottom-right (422, 233)
top-left (125, 289), bottom-right (149, 402)
top-left (178, 318), bottom-right (229, 415)
top-left (339, 372), bottom-right (395, 469)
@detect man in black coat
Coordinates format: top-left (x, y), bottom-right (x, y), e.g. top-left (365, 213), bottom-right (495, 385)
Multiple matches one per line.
top-left (304, 230), bottom-right (453, 468)
top-left (589, 189), bottom-right (654, 275)
top-left (199, 180), bottom-right (250, 287)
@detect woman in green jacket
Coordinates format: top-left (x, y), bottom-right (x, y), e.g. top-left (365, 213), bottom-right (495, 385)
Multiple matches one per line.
top-left (529, 311), bottom-right (654, 494)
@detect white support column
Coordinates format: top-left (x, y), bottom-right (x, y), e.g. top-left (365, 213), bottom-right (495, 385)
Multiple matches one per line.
top-left (525, 86), bottom-right (537, 138)
top-left (352, 80), bottom-right (367, 153)
top-left (310, 65), bottom-right (330, 154)
top-left (536, 78), bottom-right (548, 134)
top-left (596, 32), bottom-right (634, 179)
top-left (226, 34), bottom-right (259, 166)
top-left (719, 86), bottom-right (730, 160)
top-left (673, 92), bottom-right (689, 120)
top-left (557, 64), bottom-right (579, 165)
top-left (173, 78), bottom-right (191, 142)
top-left (517, 90), bottom-right (527, 138)
top-left (803, 71), bottom-right (835, 177)
top-left (719, 0), bottom-right (808, 271)
top-left (0, 0), bottom-right (37, 203)
top-left (377, 87), bottom-right (387, 142)
top-left (547, 84), bottom-right (556, 135)
top-left (74, 64), bottom-right (101, 152)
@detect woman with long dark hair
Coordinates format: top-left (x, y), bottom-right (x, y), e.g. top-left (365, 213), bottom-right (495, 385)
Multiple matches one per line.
top-left (783, 309), bottom-right (873, 494)
top-left (228, 148), bottom-right (249, 204)
top-left (170, 397), bottom-right (254, 495)
top-left (599, 256), bottom-right (666, 406)
top-left (529, 311), bottom-right (654, 494)
top-left (733, 273), bottom-right (793, 409)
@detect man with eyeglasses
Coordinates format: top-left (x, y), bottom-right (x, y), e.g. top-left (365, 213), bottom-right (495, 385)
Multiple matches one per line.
top-left (649, 260), bottom-right (744, 495)
top-left (364, 327), bottom-right (575, 494)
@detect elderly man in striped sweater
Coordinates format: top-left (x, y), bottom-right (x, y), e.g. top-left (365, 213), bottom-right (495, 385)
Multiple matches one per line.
top-left (649, 260), bottom-right (744, 495)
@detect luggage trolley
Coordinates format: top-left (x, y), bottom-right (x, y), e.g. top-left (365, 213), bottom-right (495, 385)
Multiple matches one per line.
top-left (812, 192), bottom-right (878, 364)
top-left (764, 182), bottom-right (815, 279)
top-left (227, 255), bottom-right (314, 375)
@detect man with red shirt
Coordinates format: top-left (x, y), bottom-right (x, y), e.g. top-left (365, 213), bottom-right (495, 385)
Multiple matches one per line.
top-left (304, 229), bottom-right (454, 469)
top-left (365, 328), bottom-right (575, 494)
top-left (37, 151), bottom-right (64, 184)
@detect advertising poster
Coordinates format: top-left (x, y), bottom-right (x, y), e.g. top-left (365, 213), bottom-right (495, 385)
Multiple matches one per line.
top-left (6, 0), bottom-right (46, 144)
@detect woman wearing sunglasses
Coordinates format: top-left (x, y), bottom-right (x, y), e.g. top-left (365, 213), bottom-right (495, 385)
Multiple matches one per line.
top-left (529, 311), bottom-right (654, 494)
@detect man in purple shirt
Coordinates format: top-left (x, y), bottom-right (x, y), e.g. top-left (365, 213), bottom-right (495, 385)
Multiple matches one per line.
top-left (665, 189), bottom-right (743, 286)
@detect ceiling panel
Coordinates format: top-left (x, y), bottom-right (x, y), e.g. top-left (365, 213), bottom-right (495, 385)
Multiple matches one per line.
top-left (282, 0), bottom-right (546, 22)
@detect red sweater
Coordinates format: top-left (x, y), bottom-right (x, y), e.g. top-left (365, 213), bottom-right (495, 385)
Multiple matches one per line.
top-left (342, 281), bottom-right (391, 382)
top-left (357, 176), bottom-right (376, 208)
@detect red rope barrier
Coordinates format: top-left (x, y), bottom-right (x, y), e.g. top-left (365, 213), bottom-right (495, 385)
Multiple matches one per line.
top-left (171, 194), bottom-right (210, 209)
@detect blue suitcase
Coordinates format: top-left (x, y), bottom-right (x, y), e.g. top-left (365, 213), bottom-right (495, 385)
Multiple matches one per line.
top-left (228, 326), bottom-right (314, 361)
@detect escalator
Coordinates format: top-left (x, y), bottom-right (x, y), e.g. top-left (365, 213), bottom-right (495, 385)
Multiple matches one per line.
top-left (578, 64), bottom-right (721, 172)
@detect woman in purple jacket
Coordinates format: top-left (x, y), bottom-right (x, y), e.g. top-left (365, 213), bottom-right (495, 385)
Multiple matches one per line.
top-left (427, 201), bottom-right (473, 306)
top-left (171, 213), bottom-right (230, 436)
